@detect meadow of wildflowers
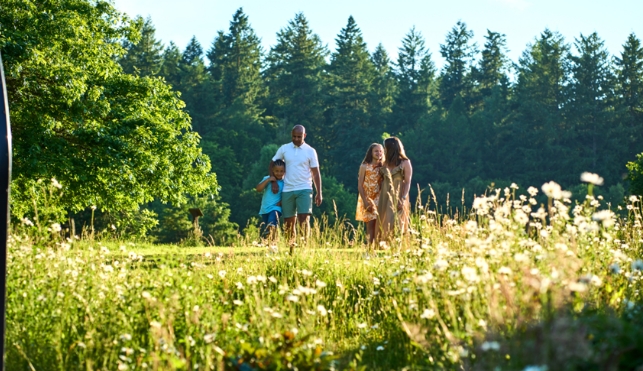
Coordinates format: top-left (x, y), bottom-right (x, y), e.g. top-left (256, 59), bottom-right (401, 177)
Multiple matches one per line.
top-left (5, 178), bottom-right (643, 370)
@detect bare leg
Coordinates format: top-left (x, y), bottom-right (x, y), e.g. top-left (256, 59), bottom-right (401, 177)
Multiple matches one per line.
top-left (366, 220), bottom-right (377, 245)
top-left (285, 216), bottom-right (297, 253)
top-left (297, 213), bottom-right (311, 243)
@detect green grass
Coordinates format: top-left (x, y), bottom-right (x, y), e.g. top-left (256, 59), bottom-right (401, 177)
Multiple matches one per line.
top-left (6, 187), bottom-right (643, 370)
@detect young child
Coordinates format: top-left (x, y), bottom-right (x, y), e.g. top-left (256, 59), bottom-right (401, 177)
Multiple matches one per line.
top-left (356, 143), bottom-right (383, 244)
top-left (256, 159), bottom-right (285, 240)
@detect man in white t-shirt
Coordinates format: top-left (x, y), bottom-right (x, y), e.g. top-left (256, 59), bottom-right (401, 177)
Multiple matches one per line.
top-left (270, 125), bottom-right (322, 251)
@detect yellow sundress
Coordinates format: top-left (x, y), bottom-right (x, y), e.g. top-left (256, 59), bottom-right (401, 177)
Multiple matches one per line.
top-left (355, 163), bottom-right (381, 222)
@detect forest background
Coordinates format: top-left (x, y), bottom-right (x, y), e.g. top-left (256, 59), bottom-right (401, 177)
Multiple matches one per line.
top-left (1, 0), bottom-right (643, 245)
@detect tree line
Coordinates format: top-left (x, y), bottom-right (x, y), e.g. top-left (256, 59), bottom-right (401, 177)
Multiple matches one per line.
top-left (121, 9), bottom-right (643, 236)
top-left (2, 1), bottom-right (642, 244)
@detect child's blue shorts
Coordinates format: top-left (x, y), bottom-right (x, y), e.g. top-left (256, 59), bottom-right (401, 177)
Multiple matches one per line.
top-left (261, 210), bottom-right (282, 228)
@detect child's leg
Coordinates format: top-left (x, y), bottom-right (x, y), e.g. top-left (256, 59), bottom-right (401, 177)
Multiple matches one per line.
top-left (366, 219), bottom-right (377, 245)
top-left (267, 211), bottom-right (281, 241)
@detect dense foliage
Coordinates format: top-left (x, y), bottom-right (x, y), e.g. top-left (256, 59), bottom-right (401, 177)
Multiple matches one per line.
top-left (0, 0), bottom-right (221, 238)
top-left (2, 1), bottom-right (643, 241)
top-left (120, 9), bottom-right (642, 234)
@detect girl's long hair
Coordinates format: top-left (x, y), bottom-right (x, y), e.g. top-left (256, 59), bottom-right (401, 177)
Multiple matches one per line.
top-left (361, 143), bottom-right (383, 165)
top-left (384, 137), bottom-right (409, 166)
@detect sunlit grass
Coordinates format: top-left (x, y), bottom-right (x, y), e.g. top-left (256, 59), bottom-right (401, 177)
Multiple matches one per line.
top-left (6, 181), bottom-right (643, 370)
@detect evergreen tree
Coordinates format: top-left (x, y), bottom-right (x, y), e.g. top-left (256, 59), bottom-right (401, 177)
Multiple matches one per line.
top-left (392, 27), bottom-right (436, 133)
top-left (326, 16), bottom-right (376, 188)
top-left (472, 30), bottom-right (512, 179)
top-left (370, 43), bottom-right (397, 130)
top-left (567, 32), bottom-right (617, 180)
top-left (615, 33), bottom-right (643, 163)
top-left (120, 17), bottom-right (163, 76)
top-left (439, 21), bottom-right (477, 111)
top-left (264, 12), bottom-right (328, 145)
top-left (202, 8), bottom-right (268, 226)
top-left (160, 42), bottom-right (182, 89)
top-left (476, 30), bottom-right (511, 101)
top-left (511, 30), bottom-right (572, 185)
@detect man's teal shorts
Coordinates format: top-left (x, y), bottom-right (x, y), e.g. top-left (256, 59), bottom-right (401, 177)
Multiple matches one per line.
top-left (281, 189), bottom-right (313, 218)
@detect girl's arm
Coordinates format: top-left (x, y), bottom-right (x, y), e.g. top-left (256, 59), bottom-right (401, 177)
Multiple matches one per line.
top-left (256, 176), bottom-right (276, 192)
top-left (357, 165), bottom-right (371, 210)
top-left (399, 160), bottom-right (413, 205)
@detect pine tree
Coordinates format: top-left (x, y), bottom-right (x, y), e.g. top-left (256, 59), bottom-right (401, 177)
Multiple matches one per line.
top-left (264, 12), bottom-right (328, 145)
top-left (567, 32), bottom-right (617, 180)
top-left (392, 27), bottom-right (436, 133)
top-left (439, 21), bottom-right (477, 111)
top-left (160, 42), bottom-right (182, 89)
top-left (201, 8), bottom-right (268, 226)
top-left (326, 16), bottom-right (376, 188)
top-left (370, 43), bottom-right (397, 139)
top-left (472, 30), bottom-right (512, 179)
top-left (120, 17), bottom-right (163, 76)
top-left (615, 33), bottom-right (643, 162)
top-left (511, 30), bottom-right (572, 185)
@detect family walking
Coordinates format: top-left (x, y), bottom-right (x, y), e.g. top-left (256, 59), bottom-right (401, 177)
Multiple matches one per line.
top-left (256, 124), bottom-right (412, 252)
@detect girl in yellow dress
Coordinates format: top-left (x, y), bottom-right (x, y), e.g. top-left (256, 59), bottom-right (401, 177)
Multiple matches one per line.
top-left (356, 143), bottom-right (384, 244)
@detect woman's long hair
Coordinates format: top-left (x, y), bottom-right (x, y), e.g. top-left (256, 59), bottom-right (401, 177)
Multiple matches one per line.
top-left (383, 137), bottom-right (409, 166)
top-left (361, 143), bottom-right (383, 165)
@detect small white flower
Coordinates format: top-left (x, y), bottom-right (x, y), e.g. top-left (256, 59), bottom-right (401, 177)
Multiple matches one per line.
top-left (119, 333), bottom-right (132, 341)
top-left (51, 223), bottom-right (62, 233)
top-left (580, 172), bottom-right (604, 186)
top-left (233, 300), bottom-right (243, 306)
top-left (527, 186), bottom-right (539, 197)
top-left (21, 217), bottom-right (34, 226)
top-left (315, 279), bottom-right (327, 288)
top-left (301, 269), bottom-right (313, 276)
top-left (542, 181), bottom-right (571, 200)
top-left (420, 308), bottom-right (435, 319)
top-left (317, 305), bottom-right (328, 316)
top-left (150, 321), bottom-right (162, 329)
top-left (218, 270), bottom-right (226, 278)
top-left (376, 345), bottom-right (384, 351)
top-left (204, 334), bottom-right (215, 344)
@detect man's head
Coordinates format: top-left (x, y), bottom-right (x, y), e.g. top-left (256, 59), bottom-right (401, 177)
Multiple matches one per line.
top-left (291, 125), bottom-right (306, 147)
top-left (273, 159), bottom-right (285, 180)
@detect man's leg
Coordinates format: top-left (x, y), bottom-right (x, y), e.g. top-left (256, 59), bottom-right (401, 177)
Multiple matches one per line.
top-left (295, 189), bottom-right (314, 243)
top-left (297, 213), bottom-right (311, 241)
top-left (281, 192), bottom-right (297, 248)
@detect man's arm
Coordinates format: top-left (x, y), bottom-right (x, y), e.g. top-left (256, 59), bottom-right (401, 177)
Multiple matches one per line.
top-left (311, 167), bottom-right (323, 207)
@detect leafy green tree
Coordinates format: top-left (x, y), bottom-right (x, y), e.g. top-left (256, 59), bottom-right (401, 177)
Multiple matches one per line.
top-left (120, 17), bottom-right (163, 77)
top-left (615, 33), bottom-right (643, 163)
top-left (392, 27), bottom-right (436, 133)
top-left (627, 153), bottom-right (643, 196)
top-left (566, 32), bottom-right (617, 180)
top-left (439, 21), bottom-right (477, 111)
top-left (325, 16), bottom-right (376, 189)
top-left (1, 0), bottom-right (215, 220)
top-left (264, 12), bottom-right (328, 146)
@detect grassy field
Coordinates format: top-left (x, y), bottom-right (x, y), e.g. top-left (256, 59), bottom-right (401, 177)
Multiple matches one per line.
top-left (6, 185), bottom-right (643, 370)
